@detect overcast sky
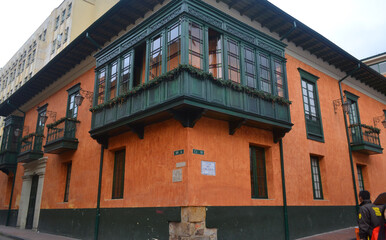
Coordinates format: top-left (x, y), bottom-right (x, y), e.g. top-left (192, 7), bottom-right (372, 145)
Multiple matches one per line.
top-left (1, 0), bottom-right (386, 68)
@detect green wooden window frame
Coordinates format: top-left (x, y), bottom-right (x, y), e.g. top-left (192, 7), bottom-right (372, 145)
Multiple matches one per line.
top-left (227, 38), bottom-right (241, 83)
top-left (357, 165), bottom-right (365, 191)
top-left (250, 145), bottom-right (268, 199)
top-left (107, 61), bottom-right (118, 100)
top-left (66, 84), bottom-right (80, 119)
top-left (63, 162), bottom-right (72, 202)
top-left (119, 53), bottom-right (133, 95)
top-left (299, 68), bottom-right (324, 142)
top-left (149, 34), bottom-right (163, 80)
top-left (188, 21), bottom-right (204, 69)
top-left (96, 68), bottom-right (106, 105)
top-left (36, 105), bottom-right (47, 134)
top-left (112, 149), bottom-right (125, 199)
top-left (167, 23), bottom-right (181, 71)
top-left (345, 91), bottom-right (361, 126)
top-left (310, 156), bottom-right (323, 200)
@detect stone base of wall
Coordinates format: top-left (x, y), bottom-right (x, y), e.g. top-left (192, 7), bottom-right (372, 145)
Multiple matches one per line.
top-left (169, 207), bottom-right (217, 240)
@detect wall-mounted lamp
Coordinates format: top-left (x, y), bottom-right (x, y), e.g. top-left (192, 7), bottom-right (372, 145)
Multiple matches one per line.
top-left (333, 97), bottom-right (351, 114)
top-left (75, 88), bottom-right (93, 107)
top-left (373, 110), bottom-right (386, 128)
top-left (40, 110), bottom-right (57, 125)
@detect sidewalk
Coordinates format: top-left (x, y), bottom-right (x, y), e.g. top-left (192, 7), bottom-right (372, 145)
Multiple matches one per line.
top-left (0, 226), bottom-right (79, 240)
top-left (0, 225), bottom-right (357, 240)
top-left (297, 227), bottom-right (357, 240)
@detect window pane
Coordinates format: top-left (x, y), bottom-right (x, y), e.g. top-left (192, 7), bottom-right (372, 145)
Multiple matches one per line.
top-left (310, 157), bottom-right (323, 199)
top-left (64, 163), bottom-right (72, 202)
top-left (209, 29), bottom-right (222, 79)
top-left (357, 165), bottom-right (365, 191)
top-left (109, 62), bottom-right (118, 100)
top-left (120, 54), bottom-right (131, 94)
top-left (112, 150), bottom-right (125, 199)
top-left (189, 22), bottom-right (203, 70)
top-left (98, 69), bottom-right (106, 104)
top-left (250, 146), bottom-right (267, 198)
top-left (274, 60), bottom-right (284, 97)
top-left (168, 24), bottom-right (181, 71)
top-left (259, 54), bottom-right (271, 93)
top-left (227, 39), bottom-right (240, 83)
top-left (150, 35), bottom-right (162, 80)
top-left (68, 92), bottom-right (78, 118)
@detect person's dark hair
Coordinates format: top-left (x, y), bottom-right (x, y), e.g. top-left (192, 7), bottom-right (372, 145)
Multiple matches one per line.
top-left (359, 190), bottom-right (370, 200)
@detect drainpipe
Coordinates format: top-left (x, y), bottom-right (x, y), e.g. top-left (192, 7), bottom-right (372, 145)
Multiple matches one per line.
top-left (279, 139), bottom-right (289, 240)
top-left (5, 101), bottom-right (25, 226)
top-left (280, 21), bottom-right (297, 42)
top-left (94, 143), bottom-right (105, 240)
top-left (338, 63), bottom-right (360, 214)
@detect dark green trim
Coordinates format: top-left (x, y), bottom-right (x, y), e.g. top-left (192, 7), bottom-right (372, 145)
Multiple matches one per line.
top-left (357, 165), bottom-right (365, 191)
top-left (94, 145), bottom-right (104, 240)
top-left (43, 138), bottom-right (78, 154)
top-left (298, 68), bottom-right (319, 82)
top-left (344, 90), bottom-right (360, 101)
top-left (38, 207), bottom-right (180, 240)
top-left (66, 83), bottom-right (81, 95)
top-left (351, 144), bottom-right (383, 154)
top-left (206, 205), bottom-right (356, 240)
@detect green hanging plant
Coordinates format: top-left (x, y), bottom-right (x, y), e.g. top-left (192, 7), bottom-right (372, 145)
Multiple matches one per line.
top-left (46, 117), bottom-right (80, 129)
top-left (89, 64), bottom-right (292, 112)
top-left (350, 123), bottom-right (381, 134)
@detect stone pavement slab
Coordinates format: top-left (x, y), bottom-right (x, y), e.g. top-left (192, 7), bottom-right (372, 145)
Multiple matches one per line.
top-left (0, 226), bottom-right (79, 240)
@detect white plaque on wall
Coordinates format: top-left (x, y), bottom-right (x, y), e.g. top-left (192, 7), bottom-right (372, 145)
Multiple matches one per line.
top-left (172, 169), bottom-right (183, 182)
top-left (201, 161), bottom-right (216, 176)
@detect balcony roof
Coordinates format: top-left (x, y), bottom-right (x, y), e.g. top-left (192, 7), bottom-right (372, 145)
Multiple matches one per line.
top-left (0, 0), bottom-right (385, 116)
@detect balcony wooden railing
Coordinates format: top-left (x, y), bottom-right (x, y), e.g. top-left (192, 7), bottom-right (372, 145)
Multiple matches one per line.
top-left (18, 133), bottom-right (44, 163)
top-left (348, 124), bottom-right (383, 154)
top-left (44, 118), bottom-right (79, 154)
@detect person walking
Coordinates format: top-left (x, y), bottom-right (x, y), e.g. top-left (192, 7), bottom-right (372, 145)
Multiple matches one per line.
top-left (358, 190), bottom-right (385, 240)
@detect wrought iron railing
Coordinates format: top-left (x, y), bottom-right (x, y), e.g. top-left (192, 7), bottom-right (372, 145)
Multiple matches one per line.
top-left (20, 133), bottom-right (44, 154)
top-left (348, 124), bottom-right (381, 147)
top-left (46, 118), bottom-right (79, 144)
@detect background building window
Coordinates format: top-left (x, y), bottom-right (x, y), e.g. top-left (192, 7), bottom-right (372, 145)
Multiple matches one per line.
top-left (250, 146), bottom-right (268, 198)
top-left (189, 22), bottom-right (203, 69)
top-left (167, 23), bottom-right (180, 71)
top-left (67, 3), bottom-right (72, 18)
top-left (310, 156), bottom-right (323, 199)
top-left (64, 162), bottom-right (72, 202)
top-left (112, 150), bottom-right (125, 199)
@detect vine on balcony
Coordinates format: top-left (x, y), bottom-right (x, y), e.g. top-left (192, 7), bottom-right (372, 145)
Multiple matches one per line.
top-left (89, 64), bottom-right (292, 112)
top-left (350, 123), bottom-right (381, 134)
top-left (46, 117), bottom-right (80, 129)
top-left (21, 133), bottom-right (45, 142)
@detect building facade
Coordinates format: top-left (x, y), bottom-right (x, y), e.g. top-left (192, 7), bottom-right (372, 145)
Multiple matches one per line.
top-left (0, 0), bottom-right (385, 239)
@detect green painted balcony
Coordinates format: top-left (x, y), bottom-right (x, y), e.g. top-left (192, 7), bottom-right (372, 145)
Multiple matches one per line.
top-left (0, 115), bottom-right (23, 174)
top-left (44, 118), bottom-right (79, 154)
top-left (90, 67), bottom-right (292, 142)
top-left (18, 133), bottom-right (44, 163)
top-left (348, 124), bottom-right (383, 155)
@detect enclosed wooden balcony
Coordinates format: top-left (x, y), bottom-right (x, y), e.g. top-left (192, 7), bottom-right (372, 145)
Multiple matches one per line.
top-left (90, 66), bottom-right (292, 142)
top-left (44, 118), bottom-right (79, 154)
top-left (17, 133), bottom-right (44, 163)
top-left (0, 115), bottom-right (23, 174)
top-left (348, 124), bottom-right (383, 154)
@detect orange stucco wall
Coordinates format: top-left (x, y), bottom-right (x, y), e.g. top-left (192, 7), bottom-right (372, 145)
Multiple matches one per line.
top-left (1, 52), bottom-right (385, 214)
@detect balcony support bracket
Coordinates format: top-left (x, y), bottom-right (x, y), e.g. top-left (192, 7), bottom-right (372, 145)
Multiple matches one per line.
top-left (130, 124), bottom-right (144, 140)
top-left (96, 136), bottom-right (108, 149)
top-left (273, 129), bottom-right (287, 143)
top-left (229, 118), bottom-right (246, 135)
top-left (170, 108), bottom-right (206, 128)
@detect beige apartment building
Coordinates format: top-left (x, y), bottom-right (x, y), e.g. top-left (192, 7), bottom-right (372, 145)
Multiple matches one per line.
top-left (0, 0), bottom-right (119, 136)
top-left (362, 52), bottom-right (386, 77)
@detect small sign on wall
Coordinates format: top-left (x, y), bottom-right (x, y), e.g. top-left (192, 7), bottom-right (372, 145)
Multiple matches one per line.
top-left (201, 161), bottom-right (216, 176)
top-left (172, 169), bottom-right (183, 182)
top-left (174, 149), bottom-right (184, 156)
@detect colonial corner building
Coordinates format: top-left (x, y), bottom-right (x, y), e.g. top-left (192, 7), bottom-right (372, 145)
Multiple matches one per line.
top-left (0, 0), bottom-right (385, 239)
